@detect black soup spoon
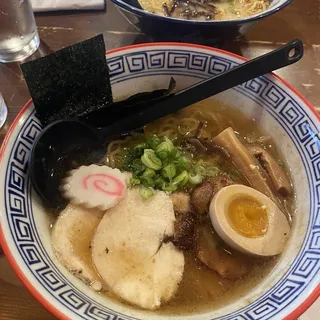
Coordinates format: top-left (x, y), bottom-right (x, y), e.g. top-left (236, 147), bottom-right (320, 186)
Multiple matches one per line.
top-left (29, 40), bottom-right (303, 210)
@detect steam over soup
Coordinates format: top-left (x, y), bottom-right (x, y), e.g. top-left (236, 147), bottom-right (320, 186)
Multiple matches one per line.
top-left (137, 0), bottom-right (271, 21)
top-left (51, 99), bottom-right (294, 314)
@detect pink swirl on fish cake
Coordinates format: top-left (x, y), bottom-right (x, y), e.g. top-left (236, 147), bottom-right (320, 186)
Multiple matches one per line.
top-left (82, 174), bottom-right (124, 197)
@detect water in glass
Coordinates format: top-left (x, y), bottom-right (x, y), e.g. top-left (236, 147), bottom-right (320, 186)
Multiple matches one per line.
top-left (0, 93), bottom-right (8, 129)
top-left (0, 0), bottom-right (40, 63)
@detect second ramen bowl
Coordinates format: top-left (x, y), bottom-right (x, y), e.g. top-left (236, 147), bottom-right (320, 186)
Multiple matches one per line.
top-left (111, 0), bottom-right (292, 44)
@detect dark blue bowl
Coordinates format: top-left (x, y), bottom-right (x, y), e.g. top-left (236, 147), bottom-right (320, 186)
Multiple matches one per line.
top-left (111, 0), bottom-right (292, 44)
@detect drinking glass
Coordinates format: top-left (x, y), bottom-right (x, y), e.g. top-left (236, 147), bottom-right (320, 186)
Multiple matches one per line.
top-left (0, 0), bottom-right (40, 63)
top-left (0, 93), bottom-right (8, 129)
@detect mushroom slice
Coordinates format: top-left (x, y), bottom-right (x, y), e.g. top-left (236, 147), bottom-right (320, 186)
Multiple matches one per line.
top-left (187, 138), bottom-right (207, 153)
top-left (91, 188), bottom-right (184, 310)
top-left (52, 205), bottom-right (104, 291)
top-left (249, 146), bottom-right (292, 197)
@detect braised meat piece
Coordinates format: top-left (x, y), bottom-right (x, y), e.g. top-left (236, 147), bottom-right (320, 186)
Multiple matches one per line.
top-left (170, 192), bottom-right (192, 215)
top-left (195, 223), bottom-right (250, 280)
top-left (191, 182), bottom-right (213, 215)
top-left (173, 212), bottom-right (196, 250)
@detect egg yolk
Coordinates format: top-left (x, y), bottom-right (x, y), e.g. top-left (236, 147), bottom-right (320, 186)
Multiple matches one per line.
top-left (227, 196), bottom-right (268, 238)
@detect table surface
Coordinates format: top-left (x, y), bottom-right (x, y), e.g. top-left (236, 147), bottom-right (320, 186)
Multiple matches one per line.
top-left (0, 0), bottom-right (319, 319)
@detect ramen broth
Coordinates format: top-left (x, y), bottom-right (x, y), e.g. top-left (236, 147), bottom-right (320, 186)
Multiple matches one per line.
top-left (51, 99), bottom-right (294, 314)
top-left (103, 99), bottom-right (292, 313)
top-left (82, 249), bottom-right (277, 314)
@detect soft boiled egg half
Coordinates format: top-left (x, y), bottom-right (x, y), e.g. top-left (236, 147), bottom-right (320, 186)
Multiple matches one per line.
top-left (209, 185), bottom-right (290, 257)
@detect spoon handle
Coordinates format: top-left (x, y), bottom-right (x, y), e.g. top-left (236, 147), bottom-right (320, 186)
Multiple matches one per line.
top-left (100, 39), bottom-right (303, 138)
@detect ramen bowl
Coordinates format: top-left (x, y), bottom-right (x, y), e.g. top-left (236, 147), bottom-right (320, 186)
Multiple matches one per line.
top-left (0, 43), bottom-right (319, 320)
top-left (112, 0), bottom-right (292, 44)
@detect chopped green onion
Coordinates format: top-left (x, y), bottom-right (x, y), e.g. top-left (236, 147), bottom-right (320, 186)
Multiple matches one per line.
top-left (175, 156), bottom-right (191, 173)
top-left (139, 185), bottom-right (154, 199)
top-left (141, 149), bottom-right (162, 170)
top-left (162, 157), bottom-right (174, 167)
top-left (171, 147), bottom-right (180, 158)
top-left (155, 137), bottom-right (174, 159)
top-left (189, 171), bottom-right (203, 185)
top-left (132, 170), bottom-right (141, 179)
top-left (162, 182), bottom-right (178, 192)
top-left (206, 165), bottom-right (220, 177)
top-left (164, 136), bottom-right (174, 148)
top-left (161, 163), bottom-right (176, 181)
top-left (140, 176), bottom-right (155, 188)
top-left (133, 143), bottom-right (147, 157)
top-left (195, 165), bottom-right (206, 176)
top-left (131, 159), bottom-right (146, 172)
top-left (142, 168), bottom-right (156, 178)
top-left (170, 135), bottom-right (178, 142)
top-left (120, 134), bottom-right (219, 198)
top-left (156, 150), bottom-right (169, 160)
top-left (147, 135), bottom-right (162, 149)
top-left (154, 175), bottom-right (165, 187)
top-left (129, 177), bottom-right (141, 186)
top-left (173, 170), bottom-right (189, 187)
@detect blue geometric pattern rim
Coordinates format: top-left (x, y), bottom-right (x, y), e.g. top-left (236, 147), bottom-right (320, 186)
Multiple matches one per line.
top-left (1, 44), bottom-right (320, 320)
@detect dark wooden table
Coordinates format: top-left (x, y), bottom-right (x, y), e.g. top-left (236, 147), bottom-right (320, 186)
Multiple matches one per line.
top-left (0, 0), bottom-right (319, 319)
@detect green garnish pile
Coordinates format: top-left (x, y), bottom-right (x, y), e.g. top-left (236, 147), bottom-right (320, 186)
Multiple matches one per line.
top-left (124, 135), bottom-right (203, 199)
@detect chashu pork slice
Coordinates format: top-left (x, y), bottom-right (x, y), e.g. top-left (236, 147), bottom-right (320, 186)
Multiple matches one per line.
top-left (91, 188), bottom-right (185, 310)
top-left (52, 204), bottom-right (104, 291)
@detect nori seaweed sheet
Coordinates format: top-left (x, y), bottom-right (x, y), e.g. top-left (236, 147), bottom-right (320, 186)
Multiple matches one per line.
top-left (21, 34), bottom-right (113, 126)
top-left (80, 77), bottom-right (176, 128)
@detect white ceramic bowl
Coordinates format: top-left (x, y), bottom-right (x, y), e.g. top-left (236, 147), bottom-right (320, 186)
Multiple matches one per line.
top-left (0, 43), bottom-right (319, 320)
